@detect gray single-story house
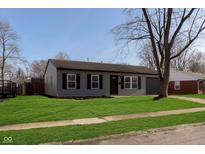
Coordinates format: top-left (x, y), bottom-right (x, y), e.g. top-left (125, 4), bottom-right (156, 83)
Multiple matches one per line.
top-left (44, 59), bottom-right (159, 97)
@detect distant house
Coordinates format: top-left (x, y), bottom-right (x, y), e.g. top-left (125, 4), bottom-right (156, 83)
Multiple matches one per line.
top-left (44, 59), bottom-right (158, 97)
top-left (169, 69), bottom-right (205, 94)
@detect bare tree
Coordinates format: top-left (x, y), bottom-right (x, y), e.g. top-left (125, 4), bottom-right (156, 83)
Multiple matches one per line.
top-left (0, 21), bottom-right (21, 94)
top-left (138, 34), bottom-right (197, 71)
top-left (139, 43), bottom-right (194, 71)
top-left (138, 43), bottom-right (156, 69)
top-left (3, 64), bottom-right (16, 80)
top-left (55, 51), bottom-right (70, 60)
top-left (139, 44), bottom-right (204, 72)
top-left (15, 68), bottom-right (26, 84)
top-left (170, 50), bottom-right (192, 71)
top-left (30, 52), bottom-right (70, 78)
top-left (188, 51), bottom-right (205, 73)
top-left (31, 60), bottom-right (47, 78)
top-left (113, 9), bottom-right (205, 98)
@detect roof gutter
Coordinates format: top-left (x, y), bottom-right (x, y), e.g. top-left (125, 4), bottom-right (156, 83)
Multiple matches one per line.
top-left (56, 67), bottom-right (158, 76)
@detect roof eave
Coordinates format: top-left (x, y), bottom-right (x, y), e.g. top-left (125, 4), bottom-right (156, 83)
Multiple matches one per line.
top-left (56, 67), bottom-right (158, 75)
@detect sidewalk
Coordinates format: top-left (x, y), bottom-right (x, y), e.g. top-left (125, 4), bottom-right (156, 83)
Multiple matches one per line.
top-left (169, 95), bottom-right (205, 104)
top-left (1, 107), bottom-right (205, 131)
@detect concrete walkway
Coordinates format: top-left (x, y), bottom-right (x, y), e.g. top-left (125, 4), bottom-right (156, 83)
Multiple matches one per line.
top-left (169, 95), bottom-right (205, 104)
top-left (1, 107), bottom-right (205, 131)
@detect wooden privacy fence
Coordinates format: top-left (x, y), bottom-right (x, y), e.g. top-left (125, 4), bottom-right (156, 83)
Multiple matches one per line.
top-left (0, 80), bottom-right (17, 98)
top-left (23, 78), bottom-right (44, 95)
top-left (16, 84), bottom-right (23, 95)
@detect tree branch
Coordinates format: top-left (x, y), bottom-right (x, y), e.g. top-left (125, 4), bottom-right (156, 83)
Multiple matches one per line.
top-left (169, 9), bottom-right (196, 49)
top-left (142, 8), bottom-right (162, 78)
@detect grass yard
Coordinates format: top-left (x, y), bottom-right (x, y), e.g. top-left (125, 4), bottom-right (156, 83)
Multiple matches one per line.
top-left (178, 94), bottom-right (205, 99)
top-left (1, 111), bottom-right (205, 144)
top-left (0, 95), bottom-right (204, 126)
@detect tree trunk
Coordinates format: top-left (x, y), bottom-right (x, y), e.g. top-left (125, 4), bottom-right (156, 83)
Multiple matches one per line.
top-left (156, 54), bottom-right (170, 99)
top-left (158, 78), bottom-right (169, 98)
top-left (157, 59), bottom-right (170, 98)
top-left (158, 52), bottom-right (170, 98)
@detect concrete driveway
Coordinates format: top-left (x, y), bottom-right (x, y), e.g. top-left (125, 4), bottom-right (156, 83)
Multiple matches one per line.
top-left (70, 123), bottom-right (205, 145)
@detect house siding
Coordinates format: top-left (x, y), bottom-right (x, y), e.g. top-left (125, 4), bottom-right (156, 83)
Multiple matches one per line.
top-left (199, 81), bottom-right (205, 93)
top-left (57, 70), bottom-right (110, 97)
top-left (118, 74), bottom-right (146, 95)
top-left (44, 61), bottom-right (58, 97)
top-left (168, 80), bottom-right (199, 94)
top-left (56, 69), bottom-right (157, 97)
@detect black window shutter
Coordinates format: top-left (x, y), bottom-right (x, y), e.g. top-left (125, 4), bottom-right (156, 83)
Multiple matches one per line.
top-left (138, 76), bottom-right (141, 89)
top-left (76, 74), bottom-right (80, 89)
top-left (87, 74), bottom-right (91, 89)
top-left (121, 76), bottom-right (124, 89)
top-left (99, 75), bottom-right (103, 89)
top-left (62, 73), bottom-right (67, 89)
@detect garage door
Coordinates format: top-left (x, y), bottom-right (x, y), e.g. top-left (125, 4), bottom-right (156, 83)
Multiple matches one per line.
top-left (146, 77), bottom-right (160, 95)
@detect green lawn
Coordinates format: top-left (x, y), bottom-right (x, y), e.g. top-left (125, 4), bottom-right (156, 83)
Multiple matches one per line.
top-left (1, 111), bottom-right (205, 144)
top-left (0, 95), bottom-right (204, 126)
top-left (179, 94), bottom-right (205, 99)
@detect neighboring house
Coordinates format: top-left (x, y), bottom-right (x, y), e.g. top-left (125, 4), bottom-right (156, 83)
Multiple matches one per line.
top-left (44, 59), bottom-right (158, 97)
top-left (169, 69), bottom-right (205, 94)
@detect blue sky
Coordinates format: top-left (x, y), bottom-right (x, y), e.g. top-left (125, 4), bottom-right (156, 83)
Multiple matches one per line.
top-left (0, 9), bottom-right (139, 65)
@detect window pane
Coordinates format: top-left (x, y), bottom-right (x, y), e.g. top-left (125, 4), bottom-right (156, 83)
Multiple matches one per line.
top-left (132, 83), bottom-right (137, 88)
top-left (174, 81), bottom-right (180, 90)
top-left (125, 82), bottom-right (130, 88)
top-left (68, 82), bottom-right (75, 88)
top-left (68, 75), bottom-right (75, 81)
top-left (92, 82), bottom-right (98, 88)
top-left (175, 81), bottom-right (180, 86)
top-left (132, 77), bottom-right (137, 82)
top-left (92, 75), bottom-right (99, 81)
top-left (125, 77), bottom-right (130, 82)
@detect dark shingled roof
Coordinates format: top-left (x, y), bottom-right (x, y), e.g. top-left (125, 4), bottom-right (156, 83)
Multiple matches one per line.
top-left (49, 59), bottom-right (157, 75)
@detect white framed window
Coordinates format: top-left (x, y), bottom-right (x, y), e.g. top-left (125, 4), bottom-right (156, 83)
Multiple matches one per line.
top-left (124, 76), bottom-right (131, 89)
top-left (174, 81), bottom-right (180, 90)
top-left (91, 75), bottom-right (99, 89)
top-left (67, 74), bottom-right (76, 89)
top-left (132, 76), bottom-right (138, 89)
top-left (124, 76), bottom-right (138, 89)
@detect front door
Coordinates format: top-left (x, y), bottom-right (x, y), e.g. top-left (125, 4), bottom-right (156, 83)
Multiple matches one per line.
top-left (110, 75), bottom-right (118, 95)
